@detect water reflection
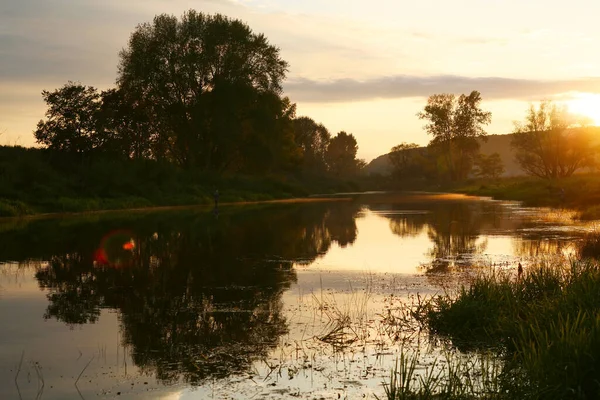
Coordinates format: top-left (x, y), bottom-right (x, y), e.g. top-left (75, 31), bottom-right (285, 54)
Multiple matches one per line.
top-left (513, 238), bottom-right (578, 259)
top-left (373, 199), bottom-right (506, 272)
top-left (371, 195), bottom-right (584, 273)
top-left (0, 203), bottom-right (363, 385)
top-left (0, 194), bottom-right (591, 396)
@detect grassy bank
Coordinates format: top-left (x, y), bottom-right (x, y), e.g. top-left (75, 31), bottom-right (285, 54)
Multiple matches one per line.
top-left (452, 173), bottom-right (600, 214)
top-left (404, 257), bottom-right (600, 399)
top-left (0, 146), bottom-right (361, 217)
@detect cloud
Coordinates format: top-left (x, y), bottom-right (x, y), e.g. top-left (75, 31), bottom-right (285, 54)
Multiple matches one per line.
top-left (283, 75), bottom-right (600, 103)
top-left (0, 34), bottom-right (116, 83)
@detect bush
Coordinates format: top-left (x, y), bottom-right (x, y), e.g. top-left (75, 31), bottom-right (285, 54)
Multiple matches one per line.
top-left (0, 199), bottom-right (34, 217)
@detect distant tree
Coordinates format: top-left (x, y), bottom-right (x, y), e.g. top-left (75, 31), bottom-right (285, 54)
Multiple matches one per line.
top-left (325, 131), bottom-right (364, 178)
top-left (34, 82), bottom-right (103, 153)
top-left (117, 11), bottom-right (291, 171)
top-left (511, 101), bottom-right (596, 179)
top-left (473, 153), bottom-right (505, 180)
top-left (293, 117), bottom-right (331, 174)
top-left (389, 142), bottom-right (420, 178)
top-left (418, 91), bottom-right (492, 181)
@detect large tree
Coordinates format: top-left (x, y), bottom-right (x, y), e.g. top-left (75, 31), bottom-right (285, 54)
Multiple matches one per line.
top-left (99, 88), bottom-right (163, 160)
top-left (117, 11), bottom-right (292, 171)
top-left (34, 82), bottom-right (104, 154)
top-left (325, 131), bottom-right (365, 178)
top-left (293, 116), bottom-right (331, 174)
top-left (511, 101), bottom-right (596, 179)
top-left (418, 91), bottom-right (492, 181)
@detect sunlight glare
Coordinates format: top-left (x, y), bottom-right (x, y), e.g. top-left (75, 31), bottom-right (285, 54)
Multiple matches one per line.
top-left (565, 93), bottom-right (600, 125)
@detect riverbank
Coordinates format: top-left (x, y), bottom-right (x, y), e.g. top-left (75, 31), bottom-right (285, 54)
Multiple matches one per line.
top-left (452, 173), bottom-right (600, 217)
top-left (5, 196), bottom-right (353, 222)
top-left (0, 146), bottom-right (362, 217)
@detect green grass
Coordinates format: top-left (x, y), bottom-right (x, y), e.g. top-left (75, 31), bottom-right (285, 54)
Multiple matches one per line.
top-left (0, 145), bottom-right (360, 216)
top-left (413, 260), bottom-right (600, 399)
top-left (0, 199), bottom-right (34, 217)
top-left (454, 173), bottom-right (600, 210)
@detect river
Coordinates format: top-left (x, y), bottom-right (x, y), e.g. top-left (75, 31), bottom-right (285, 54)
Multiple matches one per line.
top-left (0, 192), bottom-right (592, 399)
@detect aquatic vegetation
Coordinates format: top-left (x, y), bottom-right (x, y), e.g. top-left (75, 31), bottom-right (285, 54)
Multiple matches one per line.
top-left (578, 230), bottom-right (600, 259)
top-left (413, 260), bottom-right (600, 399)
top-left (376, 347), bottom-right (504, 400)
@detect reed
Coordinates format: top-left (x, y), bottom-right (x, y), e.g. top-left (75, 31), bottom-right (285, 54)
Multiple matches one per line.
top-left (413, 259), bottom-right (600, 399)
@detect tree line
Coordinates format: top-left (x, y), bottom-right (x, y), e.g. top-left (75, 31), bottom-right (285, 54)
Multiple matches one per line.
top-left (34, 11), bottom-right (364, 180)
top-left (389, 91), bottom-right (598, 184)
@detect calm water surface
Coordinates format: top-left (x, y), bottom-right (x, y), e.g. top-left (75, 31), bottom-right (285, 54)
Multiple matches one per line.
top-left (0, 193), bottom-right (592, 399)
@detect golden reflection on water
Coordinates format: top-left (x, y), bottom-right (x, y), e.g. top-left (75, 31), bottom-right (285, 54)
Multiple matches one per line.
top-left (302, 211), bottom-right (433, 274)
top-left (0, 194), bottom-right (595, 399)
top-left (297, 199), bottom-right (587, 275)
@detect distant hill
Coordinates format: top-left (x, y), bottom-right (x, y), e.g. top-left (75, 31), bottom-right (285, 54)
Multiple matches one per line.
top-left (364, 131), bottom-right (599, 177)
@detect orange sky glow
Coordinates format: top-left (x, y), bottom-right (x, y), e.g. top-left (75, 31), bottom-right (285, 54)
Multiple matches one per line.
top-left (2, 0), bottom-right (600, 161)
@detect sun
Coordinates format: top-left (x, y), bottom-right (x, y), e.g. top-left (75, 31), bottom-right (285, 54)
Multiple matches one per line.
top-left (565, 93), bottom-right (600, 125)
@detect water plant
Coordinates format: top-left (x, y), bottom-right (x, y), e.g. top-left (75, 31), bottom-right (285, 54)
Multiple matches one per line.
top-left (406, 259), bottom-right (600, 399)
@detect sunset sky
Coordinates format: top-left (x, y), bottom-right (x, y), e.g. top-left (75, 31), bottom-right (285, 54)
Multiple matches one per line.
top-left (2, 0), bottom-right (600, 161)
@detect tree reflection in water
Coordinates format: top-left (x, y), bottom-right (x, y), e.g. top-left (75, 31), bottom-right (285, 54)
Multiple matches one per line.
top-left (381, 199), bottom-right (506, 273)
top-left (0, 202), bottom-right (362, 385)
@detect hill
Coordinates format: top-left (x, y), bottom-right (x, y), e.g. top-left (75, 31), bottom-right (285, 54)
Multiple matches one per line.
top-left (364, 131), bottom-right (600, 177)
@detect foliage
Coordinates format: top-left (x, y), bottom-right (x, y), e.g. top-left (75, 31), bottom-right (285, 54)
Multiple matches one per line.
top-left (98, 88), bottom-right (160, 160)
top-left (117, 10), bottom-right (295, 172)
top-left (0, 145), bottom-right (367, 215)
top-left (419, 260), bottom-right (600, 399)
top-left (418, 91), bottom-right (492, 181)
top-left (34, 82), bottom-right (104, 154)
top-left (455, 172), bottom-right (600, 209)
top-left (32, 10), bottom-right (366, 193)
top-left (326, 131), bottom-right (365, 178)
top-left (293, 116), bottom-right (331, 174)
top-left (388, 143), bottom-right (420, 179)
top-left (376, 349), bottom-right (503, 400)
top-left (511, 101), bottom-right (596, 179)
top-left (473, 152), bottom-right (505, 180)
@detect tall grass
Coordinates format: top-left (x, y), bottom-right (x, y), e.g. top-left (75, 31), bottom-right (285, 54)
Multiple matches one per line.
top-left (413, 260), bottom-right (600, 399)
top-left (376, 348), bottom-right (503, 400)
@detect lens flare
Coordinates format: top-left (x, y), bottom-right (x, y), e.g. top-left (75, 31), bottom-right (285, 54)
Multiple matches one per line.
top-left (94, 230), bottom-right (136, 267)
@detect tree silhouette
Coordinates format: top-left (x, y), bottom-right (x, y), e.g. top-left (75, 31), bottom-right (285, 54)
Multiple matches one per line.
top-left (473, 152), bottom-right (505, 180)
top-left (326, 131), bottom-right (365, 178)
top-left (34, 82), bottom-right (103, 154)
top-left (511, 101), bottom-right (596, 179)
top-left (293, 116), bottom-right (331, 174)
top-left (418, 91), bottom-right (491, 181)
top-left (117, 11), bottom-right (294, 171)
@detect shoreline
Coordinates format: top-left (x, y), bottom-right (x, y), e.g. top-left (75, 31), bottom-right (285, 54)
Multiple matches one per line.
top-left (0, 196), bottom-right (354, 221)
